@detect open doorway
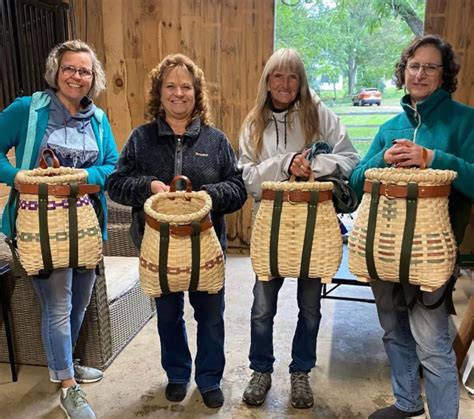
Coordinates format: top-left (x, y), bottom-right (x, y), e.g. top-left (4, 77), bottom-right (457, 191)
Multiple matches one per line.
top-left (275, 0), bottom-right (426, 157)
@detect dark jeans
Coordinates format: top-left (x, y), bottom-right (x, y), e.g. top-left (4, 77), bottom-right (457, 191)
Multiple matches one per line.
top-left (249, 277), bottom-right (322, 374)
top-left (155, 287), bottom-right (225, 393)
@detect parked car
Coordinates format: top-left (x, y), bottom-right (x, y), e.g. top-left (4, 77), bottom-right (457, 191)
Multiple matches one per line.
top-left (352, 88), bottom-right (382, 106)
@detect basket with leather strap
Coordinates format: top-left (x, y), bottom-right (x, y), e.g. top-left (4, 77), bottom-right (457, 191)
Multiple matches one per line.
top-left (251, 174), bottom-right (342, 283)
top-left (348, 168), bottom-right (457, 292)
top-left (14, 149), bottom-right (102, 276)
top-left (139, 175), bottom-right (224, 297)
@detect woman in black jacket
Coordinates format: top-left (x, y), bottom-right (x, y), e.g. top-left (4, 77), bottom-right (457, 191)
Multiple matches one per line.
top-left (108, 53), bottom-right (247, 409)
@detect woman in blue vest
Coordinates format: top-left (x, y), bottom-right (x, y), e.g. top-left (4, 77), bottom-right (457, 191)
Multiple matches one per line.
top-left (0, 40), bottom-right (118, 419)
top-left (350, 35), bottom-right (474, 419)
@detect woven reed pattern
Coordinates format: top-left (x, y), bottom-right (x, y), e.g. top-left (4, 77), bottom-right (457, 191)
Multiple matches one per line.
top-left (251, 179), bottom-right (342, 283)
top-left (15, 168), bottom-right (102, 275)
top-left (140, 191), bottom-right (224, 297)
top-left (348, 168), bottom-right (457, 292)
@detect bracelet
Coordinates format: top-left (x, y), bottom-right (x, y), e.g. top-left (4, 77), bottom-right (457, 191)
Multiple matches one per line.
top-left (420, 147), bottom-right (428, 170)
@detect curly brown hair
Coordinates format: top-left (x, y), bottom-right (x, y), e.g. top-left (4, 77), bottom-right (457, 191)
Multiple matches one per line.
top-left (147, 54), bottom-right (213, 126)
top-left (394, 34), bottom-right (460, 93)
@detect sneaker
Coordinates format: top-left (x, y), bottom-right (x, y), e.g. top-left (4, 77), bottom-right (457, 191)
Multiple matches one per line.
top-left (201, 388), bottom-right (224, 408)
top-left (290, 372), bottom-right (314, 409)
top-left (51, 360), bottom-right (103, 384)
top-left (60, 385), bottom-right (96, 419)
top-left (165, 383), bottom-right (188, 402)
top-left (242, 372), bottom-right (272, 406)
top-left (368, 405), bottom-right (426, 419)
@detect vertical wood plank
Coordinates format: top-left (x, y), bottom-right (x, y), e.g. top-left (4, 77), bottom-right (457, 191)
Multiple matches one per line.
top-left (100, 0), bottom-right (132, 148)
top-left (65, 0), bottom-right (276, 249)
top-left (425, 0), bottom-right (474, 107)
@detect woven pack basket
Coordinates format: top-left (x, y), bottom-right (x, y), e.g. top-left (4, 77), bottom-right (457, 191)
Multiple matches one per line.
top-left (348, 168), bottom-right (457, 292)
top-left (140, 175), bottom-right (224, 297)
top-left (251, 174), bottom-right (342, 283)
top-left (15, 151), bottom-right (102, 276)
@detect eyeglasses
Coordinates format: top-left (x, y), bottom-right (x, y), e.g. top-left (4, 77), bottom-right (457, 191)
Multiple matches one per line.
top-left (60, 64), bottom-right (94, 79)
top-left (406, 63), bottom-right (443, 76)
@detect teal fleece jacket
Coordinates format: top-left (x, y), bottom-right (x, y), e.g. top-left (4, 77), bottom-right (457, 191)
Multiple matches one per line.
top-left (349, 88), bottom-right (474, 202)
top-left (0, 94), bottom-right (119, 239)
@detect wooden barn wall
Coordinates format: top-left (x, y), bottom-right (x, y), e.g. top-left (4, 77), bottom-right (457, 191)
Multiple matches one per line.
top-left (425, 0), bottom-right (474, 106)
top-left (68, 0), bottom-right (275, 249)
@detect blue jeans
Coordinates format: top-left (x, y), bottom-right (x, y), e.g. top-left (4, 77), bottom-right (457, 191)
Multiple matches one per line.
top-left (249, 277), bottom-right (322, 374)
top-left (31, 267), bottom-right (96, 381)
top-left (371, 281), bottom-right (459, 419)
top-left (155, 287), bottom-right (225, 393)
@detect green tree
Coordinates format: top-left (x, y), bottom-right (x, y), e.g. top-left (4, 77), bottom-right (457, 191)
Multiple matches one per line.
top-left (275, 0), bottom-right (425, 97)
top-left (372, 0), bottom-right (425, 36)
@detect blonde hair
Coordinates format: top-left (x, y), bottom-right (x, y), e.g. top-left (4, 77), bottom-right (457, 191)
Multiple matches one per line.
top-left (147, 54), bottom-right (213, 126)
top-left (44, 39), bottom-right (106, 98)
top-left (242, 48), bottom-right (320, 158)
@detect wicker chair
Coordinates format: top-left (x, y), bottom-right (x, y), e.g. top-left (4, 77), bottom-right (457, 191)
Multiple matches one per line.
top-left (0, 199), bottom-right (155, 371)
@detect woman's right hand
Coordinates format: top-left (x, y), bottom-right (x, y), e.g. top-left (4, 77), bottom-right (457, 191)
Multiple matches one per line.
top-left (384, 139), bottom-right (431, 168)
top-left (151, 180), bottom-right (170, 194)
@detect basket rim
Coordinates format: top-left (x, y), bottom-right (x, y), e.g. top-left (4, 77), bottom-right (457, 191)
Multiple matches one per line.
top-left (364, 168), bottom-right (457, 184)
top-left (16, 167), bottom-right (87, 185)
top-left (262, 179), bottom-right (333, 191)
top-left (144, 190), bottom-right (212, 223)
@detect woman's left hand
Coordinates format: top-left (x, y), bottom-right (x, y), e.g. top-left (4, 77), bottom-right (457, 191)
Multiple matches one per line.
top-left (387, 139), bottom-right (433, 168)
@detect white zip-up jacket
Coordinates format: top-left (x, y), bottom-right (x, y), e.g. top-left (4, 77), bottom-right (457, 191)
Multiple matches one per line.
top-left (238, 93), bottom-right (360, 204)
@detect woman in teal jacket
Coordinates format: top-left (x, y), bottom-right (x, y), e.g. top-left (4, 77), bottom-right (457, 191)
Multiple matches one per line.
top-left (350, 35), bottom-right (474, 419)
top-left (0, 40), bottom-right (118, 419)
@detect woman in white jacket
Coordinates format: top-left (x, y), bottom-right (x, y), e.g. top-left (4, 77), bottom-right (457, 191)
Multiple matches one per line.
top-left (239, 48), bottom-right (359, 409)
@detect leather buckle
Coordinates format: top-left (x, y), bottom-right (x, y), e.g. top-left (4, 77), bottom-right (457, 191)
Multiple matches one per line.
top-left (288, 191), bottom-right (298, 205)
top-left (384, 183), bottom-right (397, 199)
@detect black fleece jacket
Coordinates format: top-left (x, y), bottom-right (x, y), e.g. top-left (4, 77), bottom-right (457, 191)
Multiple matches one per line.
top-left (107, 116), bottom-right (247, 250)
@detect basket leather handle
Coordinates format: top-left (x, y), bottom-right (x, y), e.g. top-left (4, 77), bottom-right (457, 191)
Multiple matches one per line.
top-left (170, 175), bottom-right (192, 192)
top-left (289, 171), bottom-right (315, 182)
top-left (39, 148), bottom-right (60, 169)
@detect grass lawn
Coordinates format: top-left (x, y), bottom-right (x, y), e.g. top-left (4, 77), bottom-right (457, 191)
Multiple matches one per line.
top-left (352, 140), bottom-right (373, 157)
top-left (317, 88), bottom-right (405, 158)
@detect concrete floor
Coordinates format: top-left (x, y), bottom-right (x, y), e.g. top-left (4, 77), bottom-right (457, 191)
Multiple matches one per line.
top-left (0, 254), bottom-right (472, 418)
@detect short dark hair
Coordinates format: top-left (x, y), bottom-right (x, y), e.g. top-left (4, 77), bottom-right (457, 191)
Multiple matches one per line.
top-left (394, 34), bottom-right (460, 93)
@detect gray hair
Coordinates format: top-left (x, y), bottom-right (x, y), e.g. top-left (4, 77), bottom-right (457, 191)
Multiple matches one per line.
top-left (44, 39), bottom-right (106, 98)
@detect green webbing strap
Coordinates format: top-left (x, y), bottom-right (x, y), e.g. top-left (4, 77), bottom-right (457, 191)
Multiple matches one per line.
top-left (6, 189), bottom-right (19, 241)
top-left (188, 222), bottom-right (201, 292)
top-left (366, 181), bottom-right (381, 280)
top-left (399, 183), bottom-right (418, 285)
top-left (412, 275), bottom-right (457, 314)
top-left (4, 189), bottom-right (22, 276)
top-left (269, 190), bottom-right (284, 278)
top-left (38, 183), bottom-right (53, 272)
top-left (300, 190), bottom-right (319, 279)
top-left (158, 223), bottom-right (171, 294)
top-left (68, 183), bottom-right (79, 268)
